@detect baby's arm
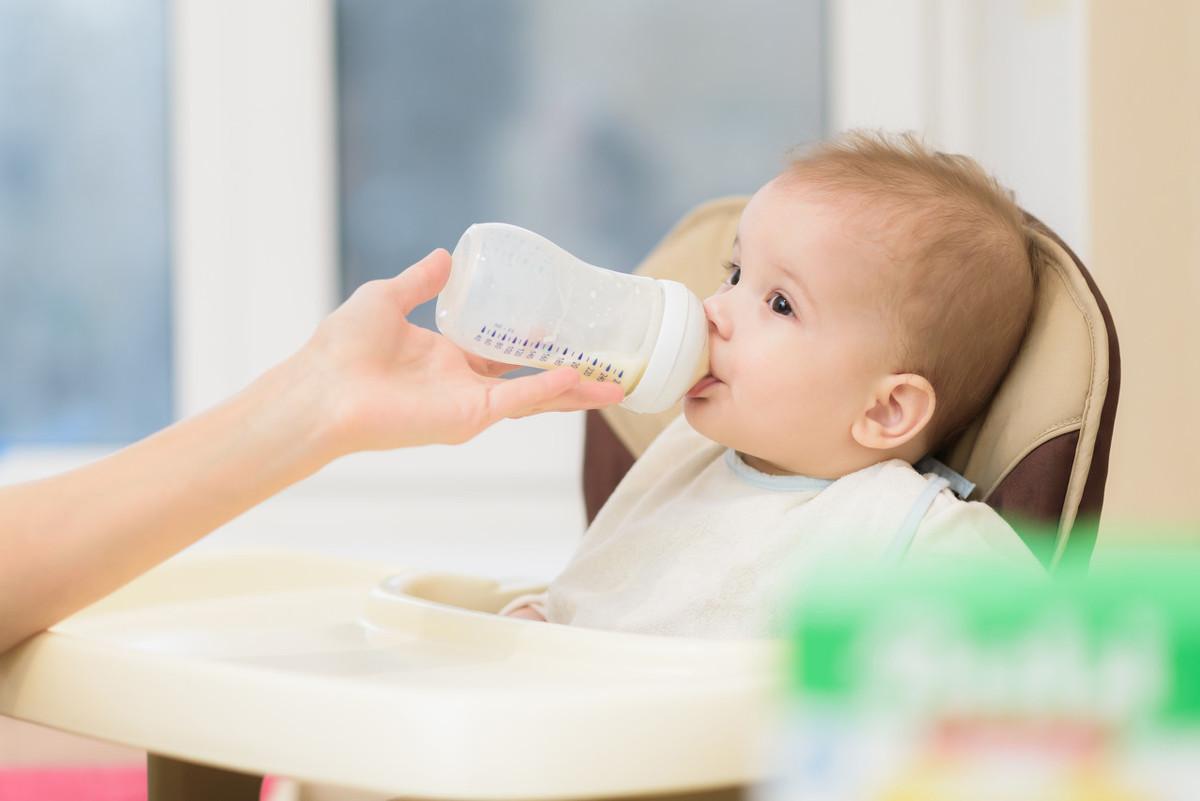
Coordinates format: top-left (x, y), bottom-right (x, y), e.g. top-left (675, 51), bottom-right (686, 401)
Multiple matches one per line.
top-left (505, 605), bottom-right (547, 622)
top-left (498, 591), bottom-right (549, 622)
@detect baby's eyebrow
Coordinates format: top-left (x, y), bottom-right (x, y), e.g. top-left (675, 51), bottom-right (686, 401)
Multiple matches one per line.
top-left (732, 232), bottom-right (815, 315)
top-left (776, 260), bottom-right (817, 319)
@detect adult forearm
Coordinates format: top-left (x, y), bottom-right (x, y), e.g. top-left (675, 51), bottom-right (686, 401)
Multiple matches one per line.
top-left (0, 250), bottom-right (622, 653)
top-left (0, 356), bottom-right (332, 652)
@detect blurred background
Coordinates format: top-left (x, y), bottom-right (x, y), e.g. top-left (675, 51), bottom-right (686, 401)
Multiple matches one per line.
top-left (1, 0), bottom-right (1197, 794)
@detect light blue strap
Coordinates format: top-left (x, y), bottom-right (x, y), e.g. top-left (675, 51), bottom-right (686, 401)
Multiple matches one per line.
top-left (883, 475), bottom-right (951, 564)
top-left (724, 450), bottom-right (835, 493)
top-left (914, 456), bottom-right (975, 500)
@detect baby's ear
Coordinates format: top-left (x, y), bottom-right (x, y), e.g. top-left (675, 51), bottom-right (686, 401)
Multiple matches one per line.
top-left (850, 374), bottom-right (936, 453)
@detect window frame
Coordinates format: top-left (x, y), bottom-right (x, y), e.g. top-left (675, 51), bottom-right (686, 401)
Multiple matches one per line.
top-left (829, 0), bottom-right (1089, 256)
top-left (167, 0), bottom-right (587, 519)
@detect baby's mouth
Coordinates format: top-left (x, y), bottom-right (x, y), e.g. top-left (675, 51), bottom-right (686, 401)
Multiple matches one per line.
top-left (686, 373), bottom-right (721, 398)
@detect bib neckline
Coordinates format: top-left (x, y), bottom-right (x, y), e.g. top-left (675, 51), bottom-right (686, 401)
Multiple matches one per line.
top-left (724, 449), bottom-right (836, 492)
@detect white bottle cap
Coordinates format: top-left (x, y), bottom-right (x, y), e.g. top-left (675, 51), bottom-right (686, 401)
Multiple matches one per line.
top-left (622, 279), bottom-right (709, 414)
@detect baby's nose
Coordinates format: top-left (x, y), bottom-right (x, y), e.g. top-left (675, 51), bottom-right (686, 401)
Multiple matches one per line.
top-left (702, 294), bottom-right (732, 339)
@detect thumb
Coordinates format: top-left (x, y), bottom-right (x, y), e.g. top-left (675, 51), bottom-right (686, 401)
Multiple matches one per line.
top-left (484, 368), bottom-right (582, 421)
top-left (389, 249), bottom-right (452, 316)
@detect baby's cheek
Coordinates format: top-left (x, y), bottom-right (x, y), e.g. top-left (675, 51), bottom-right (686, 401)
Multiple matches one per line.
top-left (749, 351), bottom-right (813, 403)
top-left (741, 350), bottom-right (788, 389)
top-left (740, 373), bottom-right (809, 431)
top-left (748, 354), bottom-right (842, 426)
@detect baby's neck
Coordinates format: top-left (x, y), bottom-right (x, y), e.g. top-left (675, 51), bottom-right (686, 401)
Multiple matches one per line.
top-left (739, 453), bottom-right (799, 476)
top-left (739, 448), bottom-right (923, 480)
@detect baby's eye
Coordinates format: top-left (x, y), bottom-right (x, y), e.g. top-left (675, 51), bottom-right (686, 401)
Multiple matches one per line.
top-left (723, 262), bottom-right (741, 286)
top-left (769, 292), bottom-right (793, 317)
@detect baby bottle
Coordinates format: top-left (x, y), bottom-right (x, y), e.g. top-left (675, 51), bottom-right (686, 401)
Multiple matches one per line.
top-left (435, 223), bottom-right (709, 414)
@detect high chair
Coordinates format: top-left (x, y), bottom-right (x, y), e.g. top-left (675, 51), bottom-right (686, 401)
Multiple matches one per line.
top-left (0, 200), bottom-right (1119, 801)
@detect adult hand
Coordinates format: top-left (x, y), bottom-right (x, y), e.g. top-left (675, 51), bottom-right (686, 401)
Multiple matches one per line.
top-left (295, 249), bottom-right (624, 457)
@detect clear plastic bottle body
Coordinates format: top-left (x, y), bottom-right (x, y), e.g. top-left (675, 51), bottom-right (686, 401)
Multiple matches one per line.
top-left (436, 224), bottom-right (667, 393)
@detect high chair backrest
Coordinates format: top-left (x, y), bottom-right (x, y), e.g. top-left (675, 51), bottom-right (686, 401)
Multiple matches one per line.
top-left (583, 197), bottom-right (1121, 570)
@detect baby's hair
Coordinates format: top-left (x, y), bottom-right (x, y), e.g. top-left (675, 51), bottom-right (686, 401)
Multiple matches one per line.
top-left (785, 130), bottom-right (1037, 450)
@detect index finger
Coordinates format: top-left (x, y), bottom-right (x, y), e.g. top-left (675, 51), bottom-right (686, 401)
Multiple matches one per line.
top-left (388, 249), bottom-right (452, 316)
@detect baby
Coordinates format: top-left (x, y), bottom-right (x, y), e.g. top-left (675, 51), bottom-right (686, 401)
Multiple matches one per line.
top-left (503, 131), bottom-right (1042, 638)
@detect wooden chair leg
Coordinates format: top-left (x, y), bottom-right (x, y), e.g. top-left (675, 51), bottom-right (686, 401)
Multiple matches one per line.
top-left (147, 753), bottom-right (263, 801)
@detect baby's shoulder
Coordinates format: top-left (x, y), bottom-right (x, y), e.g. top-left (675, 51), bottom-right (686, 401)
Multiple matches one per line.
top-left (835, 458), bottom-right (977, 507)
top-left (831, 459), bottom-right (1041, 571)
top-left (914, 473), bottom-right (1042, 572)
top-left (830, 457), bottom-right (935, 497)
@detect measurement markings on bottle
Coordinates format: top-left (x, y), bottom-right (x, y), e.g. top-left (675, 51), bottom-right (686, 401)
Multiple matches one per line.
top-left (474, 326), bottom-right (625, 384)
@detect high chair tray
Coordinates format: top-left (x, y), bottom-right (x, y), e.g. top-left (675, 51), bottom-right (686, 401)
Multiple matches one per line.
top-left (0, 550), bottom-right (780, 799)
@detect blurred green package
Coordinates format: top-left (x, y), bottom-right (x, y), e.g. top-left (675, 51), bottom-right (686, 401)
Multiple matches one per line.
top-left (772, 546), bottom-right (1200, 801)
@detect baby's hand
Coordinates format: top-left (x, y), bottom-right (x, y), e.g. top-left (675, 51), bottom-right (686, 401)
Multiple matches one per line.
top-left (504, 605), bottom-right (546, 622)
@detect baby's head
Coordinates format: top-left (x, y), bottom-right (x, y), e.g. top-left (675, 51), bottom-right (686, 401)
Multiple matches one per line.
top-left (684, 131), bottom-right (1036, 478)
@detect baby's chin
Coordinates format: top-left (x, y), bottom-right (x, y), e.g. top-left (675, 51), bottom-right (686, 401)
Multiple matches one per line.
top-left (682, 398), bottom-right (739, 449)
top-left (684, 399), bottom-right (803, 472)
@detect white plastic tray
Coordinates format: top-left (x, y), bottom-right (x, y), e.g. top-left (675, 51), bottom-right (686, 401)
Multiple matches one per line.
top-left (0, 551), bottom-right (782, 800)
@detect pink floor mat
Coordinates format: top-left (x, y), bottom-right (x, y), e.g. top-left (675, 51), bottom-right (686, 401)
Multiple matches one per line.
top-left (0, 766), bottom-right (147, 801)
top-left (0, 766), bottom-right (283, 801)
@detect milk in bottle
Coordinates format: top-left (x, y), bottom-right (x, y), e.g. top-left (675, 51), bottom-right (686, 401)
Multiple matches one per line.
top-left (435, 223), bottom-right (708, 414)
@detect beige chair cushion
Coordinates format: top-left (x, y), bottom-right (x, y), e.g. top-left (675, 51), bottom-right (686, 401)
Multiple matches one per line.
top-left (598, 197), bottom-right (1115, 566)
top-left (941, 229), bottom-right (1111, 558)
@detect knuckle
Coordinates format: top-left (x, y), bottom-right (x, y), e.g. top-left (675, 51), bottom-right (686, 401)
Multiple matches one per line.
top-left (352, 279), bottom-right (386, 300)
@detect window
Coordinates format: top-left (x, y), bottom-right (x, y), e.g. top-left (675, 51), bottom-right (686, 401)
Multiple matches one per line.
top-left (0, 1), bottom-right (171, 447)
top-left (336, 0), bottom-right (826, 329)
top-left (0, 1), bottom-right (828, 570)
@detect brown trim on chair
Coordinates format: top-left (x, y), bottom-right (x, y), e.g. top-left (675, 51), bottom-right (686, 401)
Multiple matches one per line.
top-left (1061, 257), bottom-right (1120, 566)
top-left (1025, 215), bottom-right (1122, 567)
top-left (987, 431), bottom-right (1079, 568)
top-left (583, 410), bottom-right (636, 525)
